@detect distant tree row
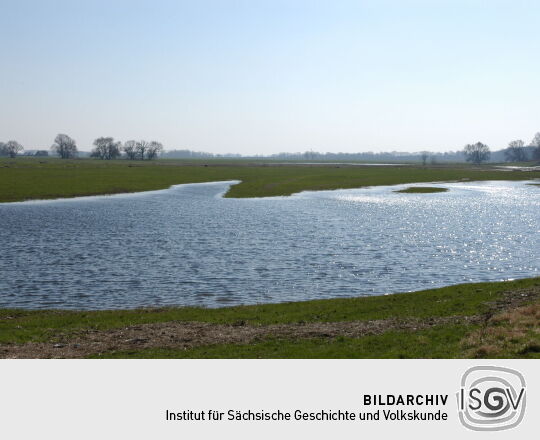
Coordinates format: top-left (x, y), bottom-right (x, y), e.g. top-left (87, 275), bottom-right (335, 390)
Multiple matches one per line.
top-left (48, 134), bottom-right (163, 160)
top-left (89, 137), bottom-right (163, 160)
top-left (2, 135), bottom-right (164, 160)
top-left (427, 132), bottom-right (540, 165)
top-left (458, 132), bottom-right (540, 165)
top-left (266, 133), bottom-right (540, 163)
top-left (3, 132), bottom-right (540, 163)
top-left (162, 149), bottom-right (241, 159)
top-left (503, 133), bottom-right (540, 162)
top-left (117, 140), bottom-right (163, 160)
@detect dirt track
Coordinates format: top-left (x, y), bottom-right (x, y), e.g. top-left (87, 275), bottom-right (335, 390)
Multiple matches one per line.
top-left (0, 316), bottom-right (478, 359)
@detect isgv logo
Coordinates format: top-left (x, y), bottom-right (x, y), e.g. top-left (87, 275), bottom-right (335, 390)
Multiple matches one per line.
top-left (457, 366), bottom-right (526, 431)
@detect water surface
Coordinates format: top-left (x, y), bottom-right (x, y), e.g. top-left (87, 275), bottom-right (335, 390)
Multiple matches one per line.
top-left (1, 180), bottom-right (538, 309)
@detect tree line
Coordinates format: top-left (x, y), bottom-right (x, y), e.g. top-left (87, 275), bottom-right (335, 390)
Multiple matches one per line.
top-left (61, 134), bottom-right (163, 160)
top-left (459, 132), bottom-right (540, 165)
top-left (1, 134), bottom-right (164, 160)
top-left (3, 132), bottom-right (540, 163)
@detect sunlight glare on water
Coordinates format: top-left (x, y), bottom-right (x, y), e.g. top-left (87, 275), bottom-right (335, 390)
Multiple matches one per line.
top-left (0, 180), bottom-right (538, 309)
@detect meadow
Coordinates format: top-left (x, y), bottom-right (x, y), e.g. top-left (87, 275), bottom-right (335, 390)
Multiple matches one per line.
top-left (1, 157), bottom-right (539, 202)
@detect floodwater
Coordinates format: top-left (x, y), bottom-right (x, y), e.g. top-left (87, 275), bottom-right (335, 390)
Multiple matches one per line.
top-left (0, 180), bottom-right (538, 309)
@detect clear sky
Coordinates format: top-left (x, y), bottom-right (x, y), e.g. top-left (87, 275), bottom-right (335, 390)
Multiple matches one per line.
top-left (1, 0), bottom-right (539, 154)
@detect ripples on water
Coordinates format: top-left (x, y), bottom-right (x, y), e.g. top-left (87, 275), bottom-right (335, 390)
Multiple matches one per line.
top-left (0, 180), bottom-right (538, 309)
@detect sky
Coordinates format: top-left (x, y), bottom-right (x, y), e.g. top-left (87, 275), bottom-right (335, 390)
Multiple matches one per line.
top-left (1, 0), bottom-right (540, 154)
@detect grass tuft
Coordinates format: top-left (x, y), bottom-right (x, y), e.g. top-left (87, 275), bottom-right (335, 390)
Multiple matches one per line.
top-left (394, 186), bottom-right (448, 193)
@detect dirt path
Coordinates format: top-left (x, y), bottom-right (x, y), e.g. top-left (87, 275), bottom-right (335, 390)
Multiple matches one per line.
top-left (1, 287), bottom-right (537, 359)
top-left (0, 316), bottom-right (478, 359)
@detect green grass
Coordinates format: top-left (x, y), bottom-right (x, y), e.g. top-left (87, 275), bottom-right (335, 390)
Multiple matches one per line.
top-left (1, 277), bottom-right (538, 345)
top-left (1, 157), bottom-right (539, 202)
top-left (394, 186), bottom-right (448, 193)
top-left (92, 324), bottom-right (474, 359)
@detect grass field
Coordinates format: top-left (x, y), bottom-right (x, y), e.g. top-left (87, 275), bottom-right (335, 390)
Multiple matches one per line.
top-left (1, 157), bottom-right (539, 202)
top-left (1, 278), bottom-right (538, 358)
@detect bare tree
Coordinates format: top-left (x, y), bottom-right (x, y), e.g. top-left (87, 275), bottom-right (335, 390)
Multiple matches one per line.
top-left (504, 140), bottom-right (527, 162)
top-left (51, 134), bottom-right (78, 159)
top-left (91, 137), bottom-right (121, 160)
top-left (135, 140), bottom-right (150, 160)
top-left (420, 151), bottom-right (429, 166)
top-left (146, 141), bottom-right (163, 160)
top-left (4, 140), bottom-right (23, 158)
top-left (463, 142), bottom-right (490, 165)
top-left (122, 140), bottom-right (138, 160)
top-left (531, 132), bottom-right (540, 161)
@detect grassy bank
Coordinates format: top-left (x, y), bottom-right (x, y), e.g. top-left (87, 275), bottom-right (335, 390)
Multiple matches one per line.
top-left (1, 157), bottom-right (539, 202)
top-left (1, 278), bottom-right (538, 358)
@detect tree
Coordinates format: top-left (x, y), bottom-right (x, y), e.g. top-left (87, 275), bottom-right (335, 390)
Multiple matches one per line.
top-left (303, 150), bottom-right (317, 160)
top-left (420, 151), bottom-right (429, 166)
top-left (4, 140), bottom-right (24, 158)
top-left (91, 137), bottom-right (121, 160)
top-left (504, 140), bottom-right (527, 162)
top-left (531, 132), bottom-right (540, 161)
top-left (122, 140), bottom-right (138, 160)
top-left (463, 142), bottom-right (490, 165)
top-left (135, 140), bottom-right (150, 160)
top-left (51, 134), bottom-right (78, 159)
top-left (146, 141), bottom-right (163, 160)
top-left (0, 142), bottom-right (7, 156)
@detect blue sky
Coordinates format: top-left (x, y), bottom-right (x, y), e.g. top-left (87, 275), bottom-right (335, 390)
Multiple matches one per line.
top-left (1, 0), bottom-right (539, 153)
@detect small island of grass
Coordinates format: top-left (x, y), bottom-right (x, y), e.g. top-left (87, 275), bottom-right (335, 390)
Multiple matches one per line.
top-left (394, 186), bottom-right (448, 194)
